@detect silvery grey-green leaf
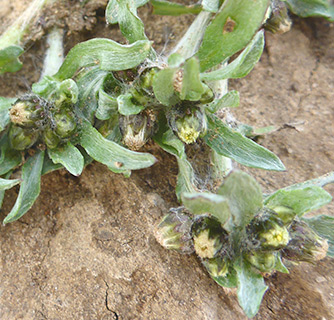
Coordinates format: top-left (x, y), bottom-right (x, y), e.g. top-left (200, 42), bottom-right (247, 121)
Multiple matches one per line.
top-left (3, 150), bottom-right (44, 224)
top-left (48, 142), bottom-right (84, 176)
top-left (200, 30), bottom-right (265, 81)
top-left (264, 186), bottom-right (332, 216)
top-left (217, 171), bottom-right (263, 229)
top-left (235, 258), bottom-right (268, 318)
top-left (80, 120), bottom-right (156, 174)
top-left (0, 97), bottom-right (16, 132)
top-left (197, 0), bottom-right (269, 71)
top-left (204, 114), bottom-right (285, 171)
top-left (206, 90), bottom-right (239, 113)
top-left (182, 192), bottom-right (231, 225)
top-left (54, 39), bottom-right (151, 80)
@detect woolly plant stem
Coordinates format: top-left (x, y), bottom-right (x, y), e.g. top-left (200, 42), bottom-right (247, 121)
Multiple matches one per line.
top-left (40, 27), bottom-right (64, 79)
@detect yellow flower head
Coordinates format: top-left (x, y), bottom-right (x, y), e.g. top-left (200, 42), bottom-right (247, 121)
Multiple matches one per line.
top-left (194, 229), bottom-right (218, 259)
top-left (260, 224), bottom-right (290, 248)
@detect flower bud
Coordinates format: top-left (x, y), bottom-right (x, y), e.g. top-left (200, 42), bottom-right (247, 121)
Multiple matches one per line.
top-left (245, 251), bottom-right (276, 273)
top-left (264, 0), bottom-right (292, 34)
top-left (155, 209), bottom-right (194, 254)
top-left (259, 223), bottom-right (290, 249)
top-left (9, 95), bottom-right (46, 127)
top-left (42, 127), bottom-right (60, 149)
top-left (9, 125), bottom-right (39, 150)
top-left (54, 111), bottom-right (77, 138)
top-left (168, 107), bottom-right (207, 144)
top-left (192, 216), bottom-right (227, 259)
top-left (9, 101), bottom-right (34, 126)
top-left (247, 212), bottom-right (290, 250)
top-left (282, 220), bottom-right (328, 263)
top-left (202, 256), bottom-right (229, 278)
top-left (119, 111), bottom-right (157, 150)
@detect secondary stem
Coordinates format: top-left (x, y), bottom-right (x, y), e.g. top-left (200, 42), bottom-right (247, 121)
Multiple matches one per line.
top-left (0, 0), bottom-right (52, 50)
top-left (40, 27), bottom-right (64, 79)
top-left (170, 10), bottom-right (212, 59)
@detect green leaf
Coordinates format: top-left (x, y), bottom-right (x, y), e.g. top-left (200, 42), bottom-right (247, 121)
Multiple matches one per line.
top-left (303, 215), bottom-right (334, 257)
top-left (48, 142), bottom-right (84, 176)
top-left (154, 127), bottom-right (196, 200)
top-left (168, 53), bottom-right (185, 68)
top-left (180, 57), bottom-right (205, 101)
top-left (99, 116), bottom-right (122, 143)
top-left (151, 0), bottom-right (202, 16)
top-left (3, 150), bottom-right (44, 224)
top-left (206, 90), bottom-right (239, 113)
top-left (182, 192), bottom-right (230, 224)
top-left (41, 153), bottom-right (63, 175)
top-left (32, 77), bottom-right (79, 102)
top-left (204, 114), bottom-right (285, 171)
top-left (0, 45), bottom-right (24, 74)
top-left (211, 269), bottom-right (238, 288)
top-left (210, 151), bottom-right (233, 181)
top-left (197, 0), bottom-right (269, 71)
top-left (76, 68), bottom-right (109, 122)
top-left (58, 79), bottom-right (79, 103)
top-left (283, 0), bottom-right (334, 19)
top-left (136, 0), bottom-right (149, 6)
top-left (264, 186), bottom-right (332, 216)
top-left (275, 254), bottom-right (289, 274)
top-left (80, 120), bottom-right (156, 174)
top-left (202, 0), bottom-right (220, 12)
top-left (117, 93), bottom-right (145, 116)
top-left (106, 0), bottom-right (147, 43)
top-left (152, 68), bottom-right (180, 106)
top-left (175, 158), bottom-right (197, 201)
top-left (200, 30), bottom-right (265, 81)
top-left (96, 89), bottom-right (118, 120)
top-left (275, 171), bottom-right (334, 192)
top-left (32, 76), bottom-right (58, 98)
top-left (0, 97), bottom-right (16, 132)
top-left (245, 125), bottom-right (278, 137)
top-left (235, 258), bottom-right (268, 318)
top-left (0, 136), bottom-right (22, 175)
top-left (41, 147), bottom-right (91, 176)
top-left (54, 39), bottom-right (151, 80)
top-left (0, 171), bottom-right (12, 209)
top-left (217, 171), bottom-right (263, 228)
top-left (0, 177), bottom-right (20, 190)
top-left (107, 0), bottom-right (149, 23)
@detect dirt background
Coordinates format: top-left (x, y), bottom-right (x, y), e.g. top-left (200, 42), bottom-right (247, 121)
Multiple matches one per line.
top-left (1, 1), bottom-right (334, 319)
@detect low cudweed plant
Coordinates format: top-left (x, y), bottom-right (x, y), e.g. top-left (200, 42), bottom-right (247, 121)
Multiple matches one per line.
top-left (1, 0), bottom-right (288, 222)
top-left (0, 0), bottom-right (334, 318)
top-left (156, 170), bottom-right (334, 317)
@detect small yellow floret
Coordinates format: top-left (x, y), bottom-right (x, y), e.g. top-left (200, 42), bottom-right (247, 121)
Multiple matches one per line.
top-left (260, 225), bottom-right (290, 248)
top-left (9, 102), bottom-right (31, 125)
top-left (194, 229), bottom-right (216, 259)
top-left (178, 125), bottom-right (200, 144)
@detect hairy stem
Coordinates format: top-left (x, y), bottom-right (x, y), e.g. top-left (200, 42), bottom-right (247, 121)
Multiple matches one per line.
top-left (0, 0), bottom-right (52, 50)
top-left (170, 11), bottom-right (212, 59)
top-left (40, 27), bottom-right (64, 79)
